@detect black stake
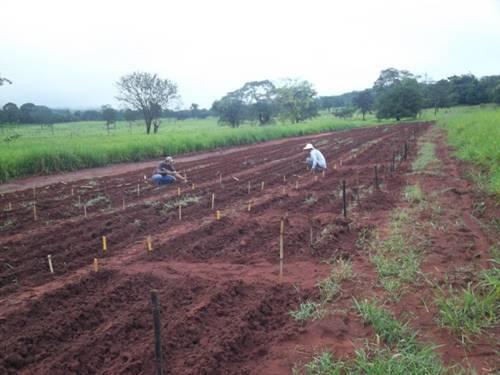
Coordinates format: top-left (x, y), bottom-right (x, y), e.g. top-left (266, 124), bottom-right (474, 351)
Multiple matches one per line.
top-left (342, 180), bottom-right (347, 218)
top-left (151, 290), bottom-right (164, 375)
top-left (374, 165), bottom-right (379, 190)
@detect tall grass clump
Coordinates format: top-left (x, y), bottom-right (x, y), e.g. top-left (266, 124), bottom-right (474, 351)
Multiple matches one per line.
top-left (424, 105), bottom-right (500, 194)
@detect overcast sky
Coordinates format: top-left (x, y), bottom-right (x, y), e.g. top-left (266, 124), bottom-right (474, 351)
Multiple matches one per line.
top-left (1, 0), bottom-right (499, 109)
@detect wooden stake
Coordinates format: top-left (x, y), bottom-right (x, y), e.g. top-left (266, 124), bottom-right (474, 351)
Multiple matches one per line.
top-left (33, 202), bottom-right (38, 221)
top-left (102, 236), bottom-right (107, 255)
top-left (178, 203), bottom-right (182, 220)
top-left (322, 170), bottom-right (325, 177)
top-left (48, 254), bottom-right (54, 274)
top-left (93, 258), bottom-right (99, 272)
top-left (283, 175), bottom-right (286, 182)
top-left (216, 210), bottom-right (221, 220)
top-left (211, 193), bottom-right (215, 210)
top-left (122, 196), bottom-right (125, 210)
top-left (247, 200), bottom-right (252, 212)
top-left (71, 188), bottom-right (74, 196)
top-left (282, 186), bottom-right (286, 195)
top-left (84, 204), bottom-right (87, 218)
top-left (261, 181), bottom-right (264, 191)
top-left (147, 236), bottom-right (153, 252)
top-left (137, 184), bottom-right (140, 197)
top-left (177, 187), bottom-right (180, 197)
top-left (8, 202), bottom-right (12, 211)
top-left (219, 173), bottom-right (222, 185)
top-left (374, 165), bottom-right (379, 190)
top-left (78, 195), bottom-right (81, 208)
top-left (295, 180), bottom-right (299, 189)
top-left (150, 290), bottom-right (164, 375)
top-left (279, 219), bottom-right (284, 284)
top-left (247, 181), bottom-right (251, 194)
top-left (192, 183), bottom-right (195, 190)
top-left (342, 180), bottom-right (347, 218)
top-left (309, 226), bottom-right (313, 246)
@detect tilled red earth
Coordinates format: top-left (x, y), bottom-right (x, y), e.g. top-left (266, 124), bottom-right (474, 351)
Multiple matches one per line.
top-left (3, 122), bottom-right (493, 374)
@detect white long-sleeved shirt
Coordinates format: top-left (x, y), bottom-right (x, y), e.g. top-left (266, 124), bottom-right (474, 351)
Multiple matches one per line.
top-left (309, 148), bottom-right (327, 169)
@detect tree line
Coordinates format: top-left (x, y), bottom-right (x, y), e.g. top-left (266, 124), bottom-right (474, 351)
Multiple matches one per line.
top-left (1, 69), bottom-right (499, 133)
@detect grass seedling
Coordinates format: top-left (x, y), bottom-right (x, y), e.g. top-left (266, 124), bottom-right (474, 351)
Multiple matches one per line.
top-left (289, 301), bottom-right (324, 321)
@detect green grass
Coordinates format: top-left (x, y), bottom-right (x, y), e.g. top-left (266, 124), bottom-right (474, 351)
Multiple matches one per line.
top-left (412, 140), bottom-right (439, 172)
top-left (0, 113), bottom-right (395, 182)
top-left (369, 209), bottom-right (423, 299)
top-left (294, 299), bottom-right (454, 374)
top-left (318, 259), bottom-right (353, 303)
top-left (436, 266), bottom-right (499, 343)
top-left (289, 301), bottom-right (325, 321)
top-left (422, 105), bottom-right (500, 194)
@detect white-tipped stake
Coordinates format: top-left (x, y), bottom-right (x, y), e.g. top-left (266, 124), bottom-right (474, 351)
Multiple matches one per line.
top-left (122, 197), bottom-right (125, 210)
top-left (147, 236), bottom-right (153, 252)
top-left (78, 195), bottom-right (81, 208)
top-left (71, 188), bottom-right (74, 196)
top-left (295, 180), bottom-right (299, 189)
top-left (247, 200), bottom-right (252, 212)
top-left (261, 181), bottom-right (265, 191)
top-left (137, 184), bottom-right (140, 197)
top-left (247, 181), bottom-right (251, 194)
top-left (211, 193), bottom-right (215, 210)
top-left (93, 258), bottom-right (99, 272)
top-left (178, 203), bottom-right (182, 220)
top-left (283, 175), bottom-right (286, 182)
top-left (48, 255), bottom-right (54, 274)
top-left (83, 204), bottom-right (87, 218)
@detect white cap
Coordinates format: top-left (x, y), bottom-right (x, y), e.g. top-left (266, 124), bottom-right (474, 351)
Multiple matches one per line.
top-left (165, 156), bottom-right (174, 163)
top-left (303, 143), bottom-right (314, 150)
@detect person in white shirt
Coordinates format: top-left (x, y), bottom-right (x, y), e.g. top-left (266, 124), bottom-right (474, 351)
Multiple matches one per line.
top-left (303, 143), bottom-right (327, 171)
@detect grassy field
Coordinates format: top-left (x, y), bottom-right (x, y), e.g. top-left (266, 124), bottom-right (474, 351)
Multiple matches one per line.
top-left (423, 105), bottom-right (500, 194)
top-left (0, 113), bottom-right (390, 182)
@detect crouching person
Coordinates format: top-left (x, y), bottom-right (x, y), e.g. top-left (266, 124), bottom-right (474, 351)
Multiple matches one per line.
top-left (303, 143), bottom-right (327, 172)
top-left (151, 156), bottom-right (187, 186)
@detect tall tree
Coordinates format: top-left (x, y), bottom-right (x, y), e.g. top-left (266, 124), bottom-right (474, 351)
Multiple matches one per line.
top-left (235, 80), bottom-right (277, 125)
top-left (275, 80), bottom-right (318, 123)
top-left (20, 103), bottom-right (37, 123)
top-left (428, 79), bottom-right (452, 115)
top-left (352, 90), bottom-right (373, 120)
top-left (375, 78), bottom-right (423, 120)
top-left (2, 103), bottom-right (20, 123)
top-left (116, 72), bottom-right (178, 134)
top-left (212, 95), bottom-right (246, 128)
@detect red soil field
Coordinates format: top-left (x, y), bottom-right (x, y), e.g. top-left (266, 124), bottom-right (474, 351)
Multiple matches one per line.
top-left (0, 122), bottom-right (496, 374)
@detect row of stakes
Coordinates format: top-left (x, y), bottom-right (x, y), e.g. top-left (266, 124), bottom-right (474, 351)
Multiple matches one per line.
top-left (26, 142), bottom-right (412, 284)
top-left (5, 135), bottom-right (411, 220)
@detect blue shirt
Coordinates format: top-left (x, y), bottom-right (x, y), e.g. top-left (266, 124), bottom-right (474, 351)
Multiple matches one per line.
top-left (309, 149), bottom-right (327, 169)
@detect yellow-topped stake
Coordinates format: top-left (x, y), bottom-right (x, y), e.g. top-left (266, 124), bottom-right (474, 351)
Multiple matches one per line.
top-left (177, 187), bottom-right (181, 197)
top-left (261, 181), bottom-right (265, 191)
top-left (147, 236), bottom-right (153, 252)
top-left (211, 193), bottom-right (215, 210)
top-left (93, 258), bottom-right (99, 272)
top-left (216, 210), bottom-right (221, 220)
top-left (102, 236), bottom-right (107, 254)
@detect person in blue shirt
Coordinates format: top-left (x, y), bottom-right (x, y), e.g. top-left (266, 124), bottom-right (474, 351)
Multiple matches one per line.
top-left (304, 143), bottom-right (327, 171)
top-left (151, 156), bottom-right (187, 186)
